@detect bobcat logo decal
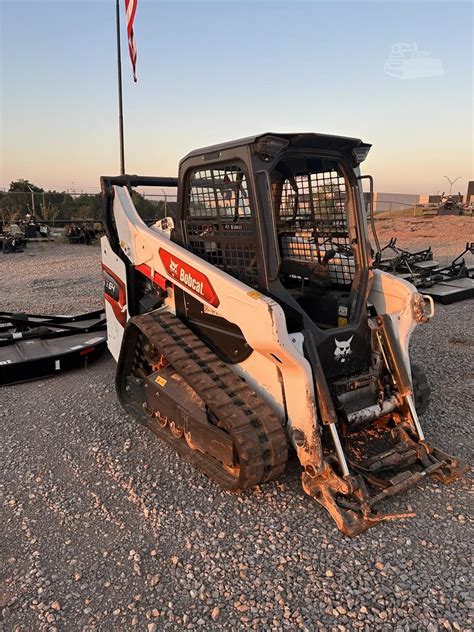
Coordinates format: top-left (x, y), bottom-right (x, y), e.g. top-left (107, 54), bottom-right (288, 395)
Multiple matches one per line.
top-left (159, 248), bottom-right (220, 308)
top-left (334, 336), bottom-right (353, 363)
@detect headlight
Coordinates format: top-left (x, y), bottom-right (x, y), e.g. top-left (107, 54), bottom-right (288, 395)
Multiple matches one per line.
top-left (352, 144), bottom-right (372, 164)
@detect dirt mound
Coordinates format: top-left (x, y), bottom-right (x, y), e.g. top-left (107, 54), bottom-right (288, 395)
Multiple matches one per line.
top-left (374, 216), bottom-right (473, 258)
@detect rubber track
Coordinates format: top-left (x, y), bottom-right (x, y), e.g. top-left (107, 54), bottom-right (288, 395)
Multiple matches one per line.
top-left (117, 310), bottom-right (288, 491)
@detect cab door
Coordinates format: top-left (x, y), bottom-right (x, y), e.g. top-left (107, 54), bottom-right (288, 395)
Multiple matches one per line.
top-left (175, 162), bottom-right (260, 363)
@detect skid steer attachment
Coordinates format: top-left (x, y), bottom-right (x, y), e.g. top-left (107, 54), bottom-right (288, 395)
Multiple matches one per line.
top-left (0, 310), bottom-right (107, 385)
top-left (100, 133), bottom-right (469, 536)
top-left (301, 317), bottom-right (467, 536)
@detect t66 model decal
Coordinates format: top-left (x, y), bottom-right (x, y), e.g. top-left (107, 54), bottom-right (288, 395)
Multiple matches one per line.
top-left (102, 264), bottom-right (127, 327)
top-left (159, 248), bottom-right (220, 307)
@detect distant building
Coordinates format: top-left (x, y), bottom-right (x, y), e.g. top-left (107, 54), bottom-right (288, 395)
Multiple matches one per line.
top-left (466, 181), bottom-right (474, 205)
top-left (373, 192), bottom-right (420, 212)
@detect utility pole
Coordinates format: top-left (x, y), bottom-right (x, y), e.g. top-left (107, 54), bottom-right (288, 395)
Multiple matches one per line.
top-left (116, 0), bottom-right (126, 175)
top-left (27, 185), bottom-right (35, 217)
top-left (443, 175), bottom-right (461, 195)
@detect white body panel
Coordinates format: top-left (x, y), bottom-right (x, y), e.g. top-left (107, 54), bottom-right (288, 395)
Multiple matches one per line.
top-left (369, 268), bottom-right (428, 377)
top-left (234, 332), bottom-right (308, 422)
top-left (101, 235), bottom-right (128, 361)
top-left (234, 352), bottom-right (286, 418)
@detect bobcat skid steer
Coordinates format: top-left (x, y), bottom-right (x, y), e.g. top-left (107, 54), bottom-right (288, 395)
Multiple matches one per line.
top-left (100, 133), bottom-right (467, 536)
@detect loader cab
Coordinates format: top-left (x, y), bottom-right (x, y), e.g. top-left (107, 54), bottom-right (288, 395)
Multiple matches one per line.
top-left (270, 152), bottom-right (366, 327)
top-left (175, 133), bottom-right (373, 377)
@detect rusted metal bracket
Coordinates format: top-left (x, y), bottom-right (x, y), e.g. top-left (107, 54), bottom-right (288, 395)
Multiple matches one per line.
top-left (302, 463), bottom-right (416, 537)
top-left (301, 418), bottom-right (471, 537)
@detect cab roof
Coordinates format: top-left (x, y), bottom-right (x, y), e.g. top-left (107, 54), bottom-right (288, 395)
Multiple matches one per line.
top-left (181, 132), bottom-right (371, 163)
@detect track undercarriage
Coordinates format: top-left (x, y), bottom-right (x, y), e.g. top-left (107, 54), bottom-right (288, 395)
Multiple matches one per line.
top-left (116, 310), bottom-right (288, 491)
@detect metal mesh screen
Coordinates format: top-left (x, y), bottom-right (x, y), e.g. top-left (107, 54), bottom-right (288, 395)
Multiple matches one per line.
top-left (277, 169), bottom-right (355, 286)
top-left (189, 168), bottom-right (251, 219)
top-left (185, 166), bottom-right (258, 287)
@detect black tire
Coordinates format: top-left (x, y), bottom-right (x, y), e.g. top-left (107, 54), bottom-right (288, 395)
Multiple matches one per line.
top-left (411, 363), bottom-right (431, 415)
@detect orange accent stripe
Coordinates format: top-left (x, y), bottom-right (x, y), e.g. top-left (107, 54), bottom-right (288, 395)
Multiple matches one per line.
top-left (135, 263), bottom-right (168, 291)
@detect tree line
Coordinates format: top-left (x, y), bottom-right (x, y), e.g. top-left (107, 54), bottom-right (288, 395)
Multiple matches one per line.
top-left (0, 179), bottom-right (166, 225)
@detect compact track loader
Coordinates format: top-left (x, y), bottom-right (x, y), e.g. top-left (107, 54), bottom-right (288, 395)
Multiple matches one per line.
top-left (100, 133), bottom-right (467, 536)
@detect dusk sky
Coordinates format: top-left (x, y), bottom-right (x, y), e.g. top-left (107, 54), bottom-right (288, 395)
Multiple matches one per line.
top-left (1, 1), bottom-right (472, 195)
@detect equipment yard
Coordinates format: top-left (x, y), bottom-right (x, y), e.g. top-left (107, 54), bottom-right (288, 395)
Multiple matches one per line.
top-left (1, 216), bottom-right (473, 631)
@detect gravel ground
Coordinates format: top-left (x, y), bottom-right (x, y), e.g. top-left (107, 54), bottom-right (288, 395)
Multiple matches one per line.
top-left (0, 242), bottom-right (103, 314)
top-left (1, 236), bottom-right (473, 631)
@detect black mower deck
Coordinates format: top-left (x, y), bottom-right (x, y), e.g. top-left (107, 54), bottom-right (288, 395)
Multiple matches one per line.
top-left (0, 310), bottom-right (107, 385)
top-left (421, 277), bottom-right (474, 304)
top-left (379, 241), bottom-right (474, 304)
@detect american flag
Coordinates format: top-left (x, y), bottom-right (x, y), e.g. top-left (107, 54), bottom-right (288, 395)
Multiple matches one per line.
top-left (125, 0), bottom-right (138, 82)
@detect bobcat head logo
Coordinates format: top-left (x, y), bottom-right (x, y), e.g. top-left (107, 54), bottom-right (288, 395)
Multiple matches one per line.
top-left (334, 336), bottom-right (353, 363)
top-left (169, 259), bottom-right (179, 274)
